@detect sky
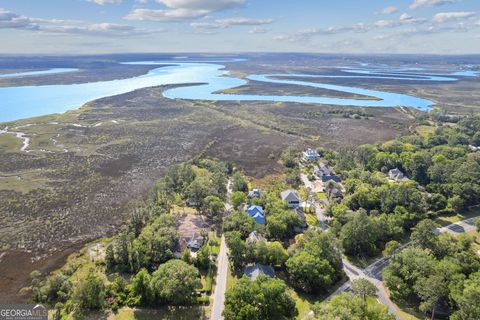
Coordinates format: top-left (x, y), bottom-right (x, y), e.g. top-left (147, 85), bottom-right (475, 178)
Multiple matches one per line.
top-left (0, 0), bottom-right (479, 54)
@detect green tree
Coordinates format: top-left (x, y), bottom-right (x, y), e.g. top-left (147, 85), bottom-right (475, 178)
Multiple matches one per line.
top-left (414, 273), bottom-right (447, 320)
top-left (129, 268), bottom-right (154, 306)
top-left (266, 211), bottom-right (302, 240)
top-left (312, 292), bottom-right (394, 320)
top-left (286, 231), bottom-right (342, 293)
top-left (266, 241), bottom-right (289, 266)
top-left (382, 240), bottom-right (401, 257)
top-left (151, 260), bottom-right (201, 305)
top-left (281, 148), bottom-right (298, 168)
top-left (226, 231), bottom-right (247, 271)
top-left (383, 247), bottom-right (436, 301)
top-left (352, 279), bottom-right (377, 302)
top-left (195, 244), bottom-right (211, 270)
top-left (448, 195), bottom-right (466, 213)
top-left (204, 195), bottom-right (225, 221)
top-left (231, 192), bottom-right (246, 210)
top-left (410, 219), bottom-right (439, 252)
top-left (450, 271), bottom-right (480, 320)
top-left (223, 275), bottom-right (297, 320)
top-left (223, 212), bottom-right (255, 238)
top-left (232, 172), bottom-right (248, 193)
top-left (73, 272), bottom-right (105, 310)
top-left (341, 212), bottom-right (380, 257)
top-left (105, 244), bottom-right (115, 271)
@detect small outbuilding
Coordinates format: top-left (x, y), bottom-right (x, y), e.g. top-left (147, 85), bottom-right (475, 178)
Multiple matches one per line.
top-left (248, 188), bottom-right (262, 198)
top-left (244, 263), bottom-right (276, 280)
top-left (388, 168), bottom-right (406, 181)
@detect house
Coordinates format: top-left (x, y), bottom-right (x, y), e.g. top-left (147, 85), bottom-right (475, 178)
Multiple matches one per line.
top-left (303, 148), bottom-right (321, 161)
top-left (244, 263), bottom-right (276, 280)
top-left (246, 231), bottom-right (266, 244)
top-left (328, 187), bottom-right (344, 201)
top-left (314, 162), bottom-right (331, 177)
top-left (321, 175), bottom-right (341, 183)
top-left (186, 233), bottom-right (204, 251)
top-left (248, 188), bottom-right (262, 198)
top-left (246, 205), bottom-right (266, 225)
top-left (388, 168), bottom-right (406, 181)
top-left (281, 190), bottom-right (300, 208)
top-left (178, 233), bottom-right (205, 253)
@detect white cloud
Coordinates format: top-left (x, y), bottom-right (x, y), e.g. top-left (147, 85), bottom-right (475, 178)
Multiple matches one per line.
top-left (433, 11), bottom-right (476, 23)
top-left (88, 0), bottom-right (122, 5)
top-left (410, 0), bottom-right (459, 10)
top-left (382, 6), bottom-right (397, 14)
top-left (0, 8), bottom-right (39, 30)
top-left (0, 8), bottom-right (152, 36)
top-left (249, 26), bottom-right (269, 34)
top-left (191, 17), bottom-right (273, 29)
top-left (42, 23), bottom-right (156, 36)
top-left (126, 0), bottom-right (245, 21)
top-left (125, 8), bottom-right (209, 21)
top-left (400, 13), bottom-right (413, 21)
top-left (155, 0), bottom-right (245, 11)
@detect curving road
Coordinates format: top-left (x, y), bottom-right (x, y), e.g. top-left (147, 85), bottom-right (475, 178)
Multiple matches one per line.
top-left (327, 215), bottom-right (480, 320)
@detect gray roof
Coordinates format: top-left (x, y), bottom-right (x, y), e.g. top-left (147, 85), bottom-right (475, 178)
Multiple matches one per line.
top-left (246, 231), bottom-right (266, 244)
top-left (244, 263), bottom-right (276, 280)
top-left (281, 190), bottom-right (300, 201)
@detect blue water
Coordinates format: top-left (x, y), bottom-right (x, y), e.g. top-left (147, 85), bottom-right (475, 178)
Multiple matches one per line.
top-left (0, 68), bottom-right (79, 78)
top-left (0, 62), bottom-right (476, 123)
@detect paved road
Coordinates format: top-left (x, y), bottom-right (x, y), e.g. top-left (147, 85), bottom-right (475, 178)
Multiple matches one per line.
top-left (211, 177), bottom-right (233, 320)
top-left (328, 215), bottom-right (480, 320)
top-left (211, 235), bottom-right (228, 320)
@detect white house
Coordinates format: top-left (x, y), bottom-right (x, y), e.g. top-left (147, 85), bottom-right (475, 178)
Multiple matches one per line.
top-left (281, 190), bottom-right (300, 208)
top-left (388, 168), bottom-right (406, 181)
top-left (302, 148), bottom-right (320, 161)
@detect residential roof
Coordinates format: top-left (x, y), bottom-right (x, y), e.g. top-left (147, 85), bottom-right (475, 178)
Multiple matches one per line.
top-left (246, 205), bottom-right (264, 215)
top-left (246, 205), bottom-right (265, 224)
top-left (248, 189), bottom-right (262, 198)
top-left (322, 175), bottom-right (341, 183)
top-left (388, 168), bottom-right (405, 180)
top-left (281, 190), bottom-right (300, 202)
top-left (244, 263), bottom-right (276, 280)
top-left (246, 231), bottom-right (266, 244)
top-left (303, 148), bottom-right (320, 158)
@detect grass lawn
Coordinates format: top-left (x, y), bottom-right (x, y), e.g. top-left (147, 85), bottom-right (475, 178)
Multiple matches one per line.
top-left (109, 306), bottom-right (206, 320)
top-left (289, 289), bottom-right (312, 320)
top-left (305, 213), bottom-right (319, 227)
top-left (315, 192), bottom-right (327, 199)
top-left (392, 301), bottom-right (423, 320)
top-left (171, 205), bottom-right (198, 215)
top-left (226, 263), bottom-right (238, 291)
top-left (434, 208), bottom-right (480, 227)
